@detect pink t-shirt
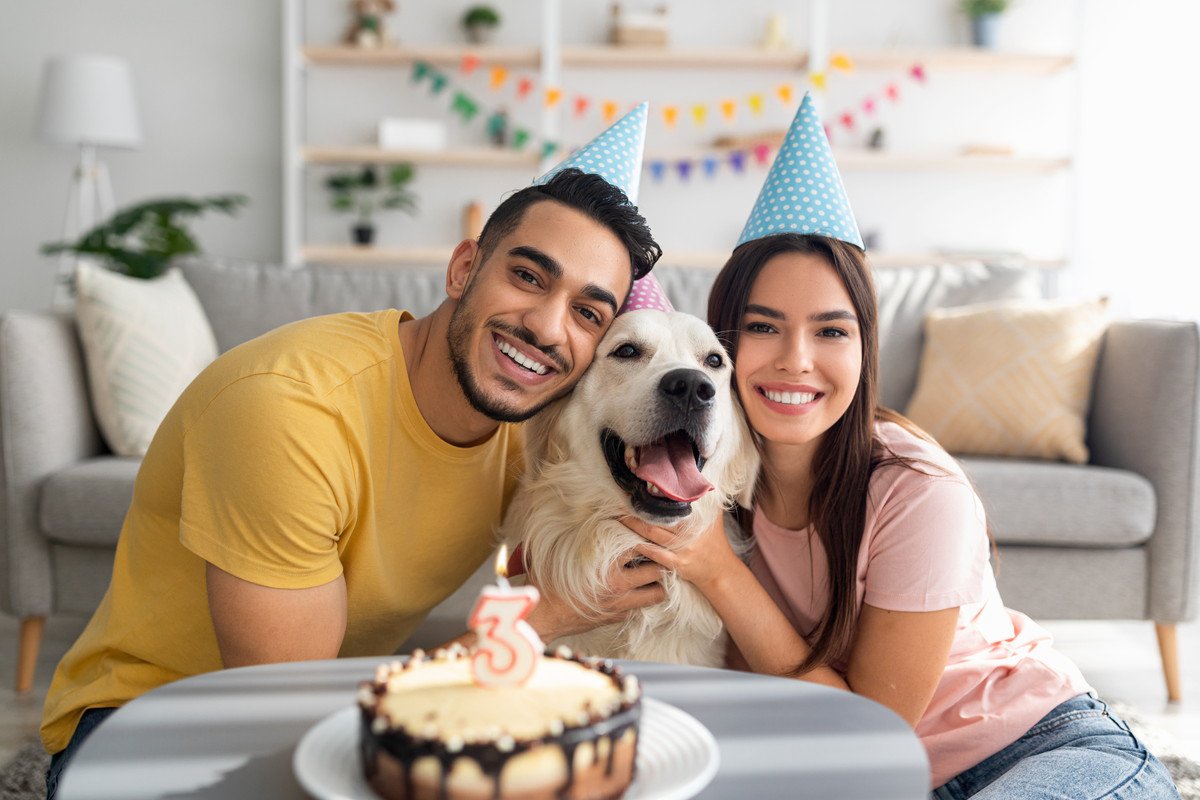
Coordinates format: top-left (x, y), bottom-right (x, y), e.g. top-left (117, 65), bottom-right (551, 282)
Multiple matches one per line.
top-left (747, 421), bottom-right (1091, 788)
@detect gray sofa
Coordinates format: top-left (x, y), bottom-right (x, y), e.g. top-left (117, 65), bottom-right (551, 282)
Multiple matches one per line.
top-left (3, 257), bottom-right (1197, 700)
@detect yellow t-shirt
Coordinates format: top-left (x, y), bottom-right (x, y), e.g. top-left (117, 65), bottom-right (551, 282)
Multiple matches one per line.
top-left (41, 309), bottom-right (525, 753)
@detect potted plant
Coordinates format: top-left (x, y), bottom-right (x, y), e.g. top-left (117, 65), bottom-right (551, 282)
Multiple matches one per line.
top-left (41, 194), bottom-right (248, 281)
top-left (461, 5), bottom-right (501, 44)
top-left (961, 0), bottom-right (1009, 49)
top-left (325, 163), bottom-right (418, 246)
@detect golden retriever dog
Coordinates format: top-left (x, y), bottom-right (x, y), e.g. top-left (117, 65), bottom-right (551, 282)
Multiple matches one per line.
top-left (501, 310), bottom-right (759, 667)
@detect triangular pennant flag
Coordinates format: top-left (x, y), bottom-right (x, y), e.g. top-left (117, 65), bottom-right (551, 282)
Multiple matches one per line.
top-left (909, 63), bottom-right (927, 83)
top-left (735, 93), bottom-right (863, 250)
top-left (839, 112), bottom-right (855, 130)
top-left (885, 83), bottom-right (900, 101)
top-left (430, 72), bottom-right (449, 94)
top-left (747, 94), bottom-right (764, 115)
top-left (663, 106), bottom-right (679, 129)
top-left (728, 151), bottom-right (746, 172)
top-left (809, 72), bottom-right (827, 91)
top-left (650, 161), bottom-right (666, 181)
top-left (702, 156), bottom-right (719, 178)
top-left (691, 105), bottom-right (708, 126)
top-left (676, 161), bottom-right (693, 180)
top-left (752, 143), bottom-right (771, 165)
top-left (720, 99), bottom-right (737, 122)
top-left (453, 92), bottom-right (480, 122)
top-left (573, 96), bottom-right (590, 117)
top-left (516, 77), bottom-right (535, 100)
top-left (602, 100), bottom-right (618, 123)
top-left (512, 128), bottom-right (530, 149)
top-left (862, 97), bottom-right (877, 114)
top-left (830, 53), bottom-right (855, 72)
top-left (460, 54), bottom-right (482, 75)
top-left (776, 84), bottom-right (795, 105)
top-left (489, 66), bottom-right (508, 90)
top-left (534, 102), bottom-right (648, 204)
top-left (411, 61), bottom-right (431, 83)
top-left (539, 141), bottom-right (559, 160)
top-left (544, 88), bottom-right (563, 108)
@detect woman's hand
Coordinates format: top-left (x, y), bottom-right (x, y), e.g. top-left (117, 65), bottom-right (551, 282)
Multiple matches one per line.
top-left (525, 552), bottom-right (666, 642)
top-left (621, 514), bottom-right (739, 596)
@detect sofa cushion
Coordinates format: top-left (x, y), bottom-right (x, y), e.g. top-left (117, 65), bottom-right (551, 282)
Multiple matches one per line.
top-left (40, 457), bottom-right (141, 546)
top-left (179, 257), bottom-right (450, 352)
top-left (74, 264), bottom-right (219, 456)
top-left (906, 297), bottom-right (1109, 464)
top-left (875, 262), bottom-right (1042, 411)
top-left (958, 456), bottom-right (1155, 547)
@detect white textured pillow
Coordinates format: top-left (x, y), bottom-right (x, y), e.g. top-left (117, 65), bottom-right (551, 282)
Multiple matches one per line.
top-left (74, 263), bottom-right (218, 456)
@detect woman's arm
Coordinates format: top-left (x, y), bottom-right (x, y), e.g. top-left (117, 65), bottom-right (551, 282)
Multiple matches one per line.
top-left (627, 515), bottom-right (847, 688)
top-left (629, 515), bottom-right (960, 727)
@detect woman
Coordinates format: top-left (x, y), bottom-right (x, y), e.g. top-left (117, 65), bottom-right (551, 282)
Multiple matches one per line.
top-left (627, 96), bottom-right (1179, 798)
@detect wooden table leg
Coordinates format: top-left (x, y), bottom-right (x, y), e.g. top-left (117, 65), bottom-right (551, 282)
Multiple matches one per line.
top-left (16, 615), bottom-right (46, 693)
top-left (1154, 622), bottom-right (1181, 703)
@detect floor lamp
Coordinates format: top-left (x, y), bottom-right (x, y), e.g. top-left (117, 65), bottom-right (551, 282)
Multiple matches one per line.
top-left (37, 54), bottom-right (142, 308)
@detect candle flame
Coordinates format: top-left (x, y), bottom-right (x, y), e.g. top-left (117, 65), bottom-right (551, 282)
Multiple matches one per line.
top-left (495, 543), bottom-right (509, 579)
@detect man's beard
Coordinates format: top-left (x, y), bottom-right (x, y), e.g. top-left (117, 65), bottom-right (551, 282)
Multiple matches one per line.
top-left (447, 284), bottom-right (573, 423)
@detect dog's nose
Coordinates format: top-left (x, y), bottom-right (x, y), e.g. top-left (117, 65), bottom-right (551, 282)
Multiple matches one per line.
top-left (659, 368), bottom-right (716, 412)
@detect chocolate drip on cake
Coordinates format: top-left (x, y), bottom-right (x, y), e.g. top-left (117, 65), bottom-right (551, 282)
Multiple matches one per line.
top-left (359, 646), bottom-right (642, 800)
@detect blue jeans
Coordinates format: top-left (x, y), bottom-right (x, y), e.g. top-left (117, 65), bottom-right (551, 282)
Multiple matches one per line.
top-left (932, 693), bottom-right (1180, 799)
top-left (45, 707), bottom-right (117, 800)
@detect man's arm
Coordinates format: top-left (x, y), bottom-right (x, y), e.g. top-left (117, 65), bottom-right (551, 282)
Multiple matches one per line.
top-left (206, 562), bottom-right (348, 667)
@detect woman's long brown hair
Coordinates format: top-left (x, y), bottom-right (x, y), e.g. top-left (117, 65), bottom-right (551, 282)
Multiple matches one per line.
top-left (708, 233), bottom-right (933, 675)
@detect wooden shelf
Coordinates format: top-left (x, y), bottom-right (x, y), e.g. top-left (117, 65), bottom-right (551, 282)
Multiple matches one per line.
top-left (303, 45), bottom-right (541, 67)
top-left (832, 150), bottom-right (1071, 173)
top-left (304, 145), bottom-right (1067, 173)
top-left (302, 45), bottom-right (1072, 74)
top-left (303, 146), bottom-right (540, 168)
top-left (301, 246), bottom-right (1064, 271)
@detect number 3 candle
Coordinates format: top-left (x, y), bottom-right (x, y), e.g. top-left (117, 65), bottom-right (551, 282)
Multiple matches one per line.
top-left (468, 543), bottom-right (544, 687)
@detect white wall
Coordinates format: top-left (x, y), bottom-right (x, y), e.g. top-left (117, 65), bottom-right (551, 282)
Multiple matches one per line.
top-left (1, 0), bottom-right (1196, 320)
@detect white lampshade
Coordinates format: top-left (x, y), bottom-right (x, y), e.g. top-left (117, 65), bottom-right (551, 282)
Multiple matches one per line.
top-left (37, 54), bottom-right (142, 148)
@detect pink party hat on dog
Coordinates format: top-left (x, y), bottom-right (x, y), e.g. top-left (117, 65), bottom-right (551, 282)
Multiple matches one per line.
top-left (736, 93), bottom-right (863, 250)
top-left (534, 103), bottom-right (671, 313)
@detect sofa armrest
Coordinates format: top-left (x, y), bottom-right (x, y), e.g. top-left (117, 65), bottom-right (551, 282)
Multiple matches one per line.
top-left (1087, 319), bottom-right (1200, 622)
top-left (0, 310), bottom-right (105, 617)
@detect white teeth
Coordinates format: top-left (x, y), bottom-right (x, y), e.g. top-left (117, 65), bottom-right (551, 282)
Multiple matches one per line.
top-left (764, 389), bottom-right (817, 405)
top-left (646, 482), bottom-right (663, 497)
top-left (625, 445), bottom-right (638, 472)
top-left (497, 339), bottom-right (549, 375)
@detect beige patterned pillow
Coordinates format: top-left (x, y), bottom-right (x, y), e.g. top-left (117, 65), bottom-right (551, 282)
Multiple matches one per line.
top-left (905, 298), bottom-right (1108, 463)
top-left (74, 263), bottom-right (218, 456)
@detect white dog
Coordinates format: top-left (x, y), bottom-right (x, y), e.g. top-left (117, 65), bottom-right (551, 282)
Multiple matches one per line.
top-left (501, 310), bottom-right (759, 667)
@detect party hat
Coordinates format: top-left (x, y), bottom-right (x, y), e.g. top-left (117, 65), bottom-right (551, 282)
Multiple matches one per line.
top-left (619, 270), bottom-right (673, 313)
top-left (535, 102), bottom-right (647, 205)
top-left (735, 93), bottom-right (863, 250)
top-left (535, 102), bottom-right (666, 312)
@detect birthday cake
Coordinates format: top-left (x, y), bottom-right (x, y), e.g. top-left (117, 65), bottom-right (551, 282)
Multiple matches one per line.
top-left (358, 645), bottom-right (642, 800)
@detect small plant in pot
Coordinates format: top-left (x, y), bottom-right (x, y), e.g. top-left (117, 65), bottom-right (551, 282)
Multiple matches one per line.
top-left (325, 163), bottom-right (417, 247)
top-left (961, 0), bottom-right (1009, 49)
top-left (461, 5), bottom-right (501, 44)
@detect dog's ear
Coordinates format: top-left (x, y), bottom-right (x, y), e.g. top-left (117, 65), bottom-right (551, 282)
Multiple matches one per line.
top-left (520, 395), bottom-right (570, 475)
top-left (725, 391), bottom-right (761, 510)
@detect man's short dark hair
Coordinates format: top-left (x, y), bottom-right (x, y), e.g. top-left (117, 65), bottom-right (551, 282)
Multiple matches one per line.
top-left (476, 168), bottom-right (662, 281)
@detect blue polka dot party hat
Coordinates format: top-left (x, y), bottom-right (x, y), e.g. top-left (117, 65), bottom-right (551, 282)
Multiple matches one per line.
top-left (535, 102), bottom-right (648, 204)
top-left (735, 93), bottom-right (863, 250)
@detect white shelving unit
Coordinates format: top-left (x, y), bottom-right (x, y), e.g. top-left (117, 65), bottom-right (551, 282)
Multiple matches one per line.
top-left (283, 0), bottom-right (1078, 271)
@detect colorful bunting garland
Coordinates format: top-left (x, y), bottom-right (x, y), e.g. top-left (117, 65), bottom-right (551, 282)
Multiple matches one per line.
top-left (406, 50), bottom-right (927, 184)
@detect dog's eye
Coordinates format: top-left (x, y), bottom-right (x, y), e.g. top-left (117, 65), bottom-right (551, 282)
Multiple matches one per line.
top-left (611, 343), bottom-right (640, 359)
top-left (704, 353), bottom-right (724, 369)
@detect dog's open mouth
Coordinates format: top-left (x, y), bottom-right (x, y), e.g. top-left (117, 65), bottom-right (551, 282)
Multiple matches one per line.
top-left (602, 428), bottom-right (713, 519)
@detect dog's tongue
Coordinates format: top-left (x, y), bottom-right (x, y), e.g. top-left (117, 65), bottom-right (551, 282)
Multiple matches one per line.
top-left (633, 437), bottom-right (713, 503)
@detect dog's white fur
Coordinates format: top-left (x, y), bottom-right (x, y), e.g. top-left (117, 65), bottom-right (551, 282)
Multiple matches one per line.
top-left (501, 310), bottom-right (759, 667)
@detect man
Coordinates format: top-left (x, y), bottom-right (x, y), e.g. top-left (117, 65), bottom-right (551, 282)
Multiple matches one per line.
top-left (42, 107), bottom-right (664, 796)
